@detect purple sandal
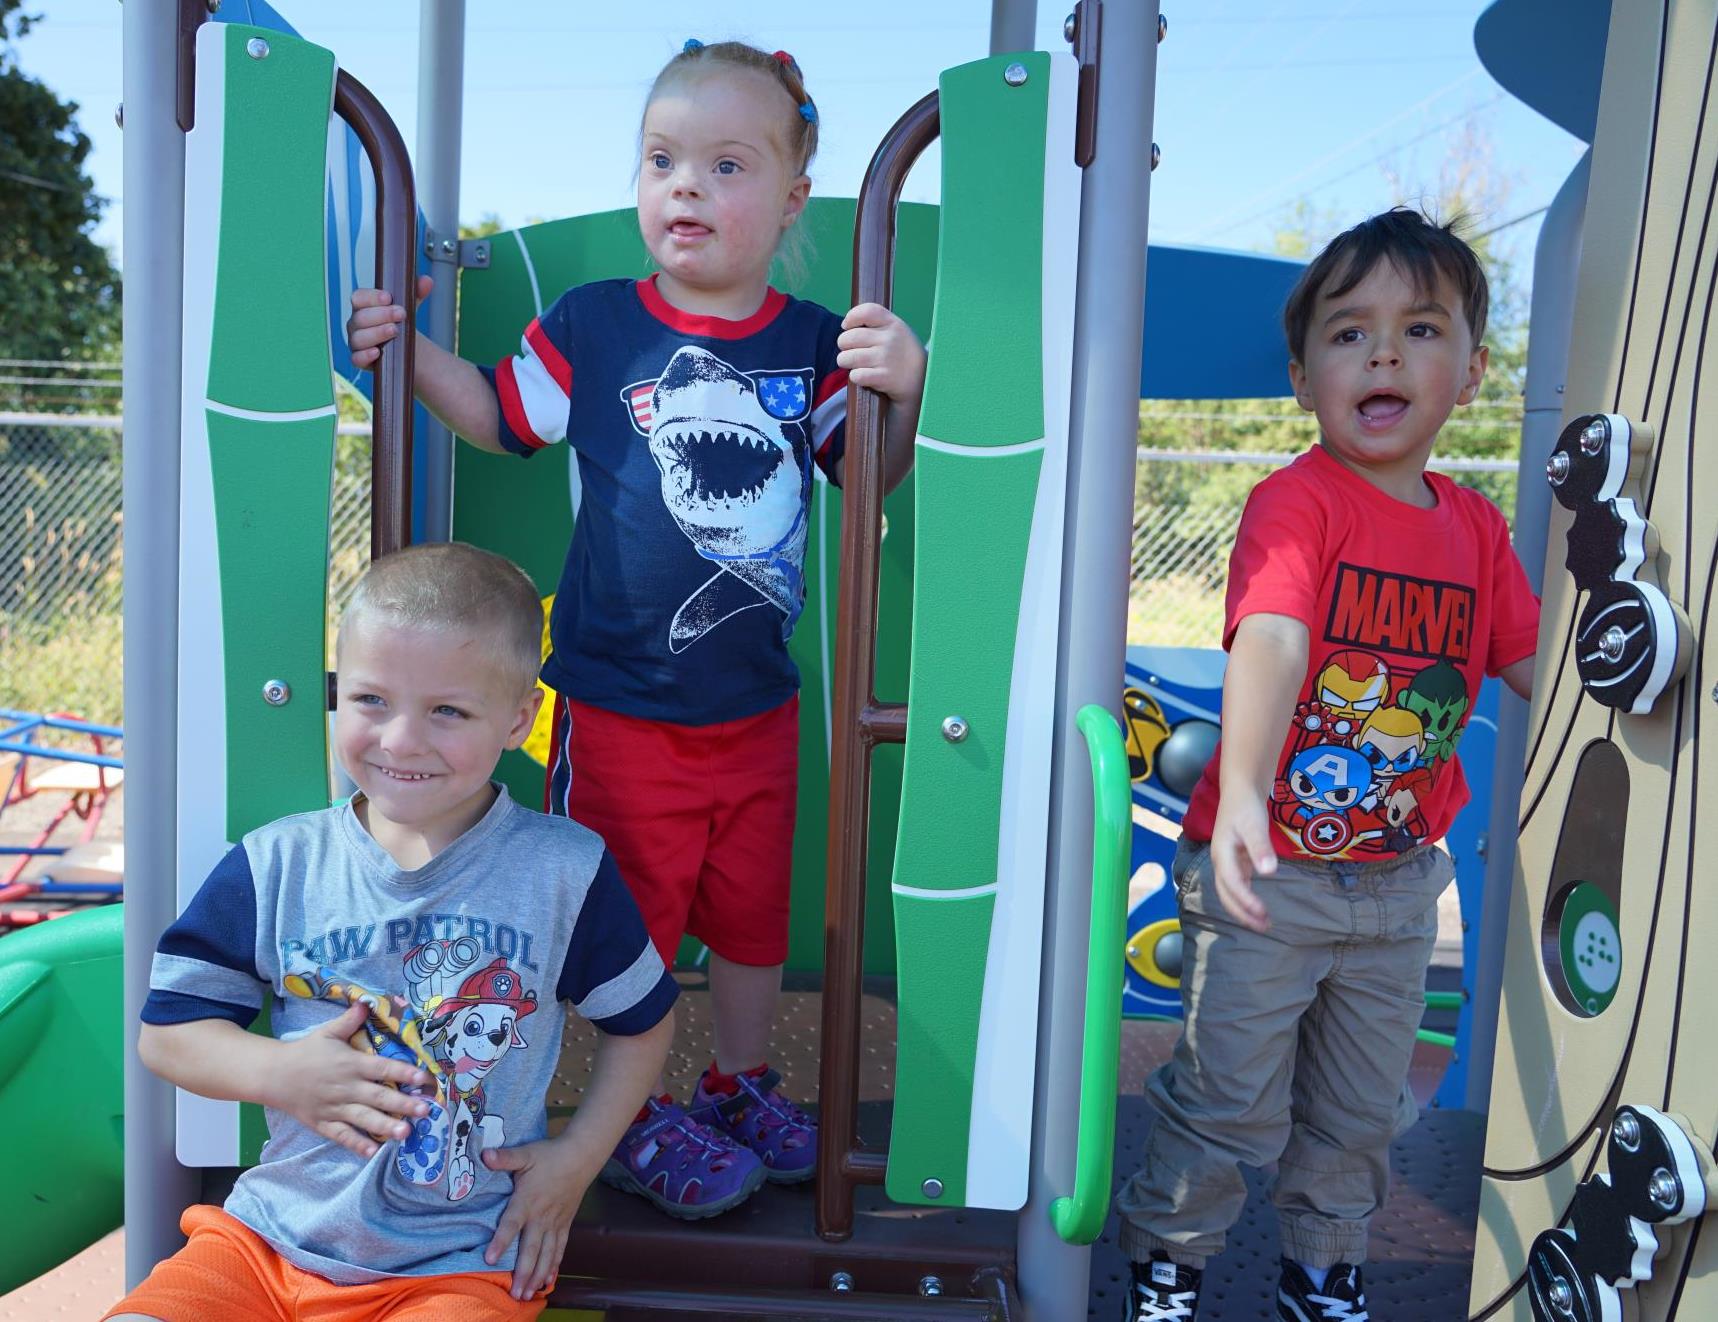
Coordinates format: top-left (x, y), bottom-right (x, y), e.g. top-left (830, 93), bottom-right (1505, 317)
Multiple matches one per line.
top-left (691, 1067), bottom-right (818, 1184)
top-left (600, 1096), bottom-right (765, 1218)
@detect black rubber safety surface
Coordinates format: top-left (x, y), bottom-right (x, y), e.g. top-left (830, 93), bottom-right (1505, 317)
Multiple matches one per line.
top-left (1088, 1101), bottom-right (1484, 1320)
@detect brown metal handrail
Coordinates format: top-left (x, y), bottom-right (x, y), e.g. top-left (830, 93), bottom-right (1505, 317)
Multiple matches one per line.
top-left (816, 89), bottom-right (940, 1242)
top-left (334, 70), bottom-right (416, 559)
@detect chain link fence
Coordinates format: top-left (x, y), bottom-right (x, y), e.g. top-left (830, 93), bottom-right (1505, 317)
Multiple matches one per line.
top-left (1, 404), bottom-right (1524, 723)
top-left (0, 414), bottom-right (371, 725)
top-left (0, 414), bottom-right (125, 724)
top-left (1130, 448), bottom-right (1521, 649)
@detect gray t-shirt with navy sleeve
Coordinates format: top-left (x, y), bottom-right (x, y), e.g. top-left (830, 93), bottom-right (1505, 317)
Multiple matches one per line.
top-left (144, 787), bottom-right (676, 1284)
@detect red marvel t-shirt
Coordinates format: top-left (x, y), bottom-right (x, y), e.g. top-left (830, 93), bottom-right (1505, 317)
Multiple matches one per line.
top-left (1181, 445), bottom-right (1541, 861)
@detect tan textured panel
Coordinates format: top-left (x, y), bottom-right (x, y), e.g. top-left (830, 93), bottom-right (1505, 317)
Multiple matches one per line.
top-left (1471, 0), bottom-right (1718, 1317)
top-left (545, 982), bottom-right (899, 1112)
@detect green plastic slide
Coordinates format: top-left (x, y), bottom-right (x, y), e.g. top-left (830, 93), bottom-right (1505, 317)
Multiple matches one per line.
top-left (0, 904), bottom-right (124, 1292)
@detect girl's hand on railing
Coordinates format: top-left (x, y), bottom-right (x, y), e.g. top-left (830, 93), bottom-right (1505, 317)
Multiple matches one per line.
top-left (347, 275), bottom-right (434, 370)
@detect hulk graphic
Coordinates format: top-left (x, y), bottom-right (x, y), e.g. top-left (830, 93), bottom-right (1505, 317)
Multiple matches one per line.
top-left (1401, 661), bottom-right (1469, 763)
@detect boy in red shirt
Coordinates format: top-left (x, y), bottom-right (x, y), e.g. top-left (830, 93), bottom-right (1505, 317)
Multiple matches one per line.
top-left (1117, 209), bottom-right (1539, 1322)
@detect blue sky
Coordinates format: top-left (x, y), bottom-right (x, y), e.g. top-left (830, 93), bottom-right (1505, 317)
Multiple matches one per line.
top-left (26, 0), bottom-right (1587, 293)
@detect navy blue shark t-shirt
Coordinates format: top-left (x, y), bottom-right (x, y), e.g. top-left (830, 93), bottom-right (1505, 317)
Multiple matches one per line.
top-left (479, 276), bottom-right (849, 725)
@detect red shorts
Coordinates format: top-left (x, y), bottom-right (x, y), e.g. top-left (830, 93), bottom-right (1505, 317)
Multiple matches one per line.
top-left (546, 694), bottom-right (799, 967)
top-left (103, 1204), bottom-right (547, 1321)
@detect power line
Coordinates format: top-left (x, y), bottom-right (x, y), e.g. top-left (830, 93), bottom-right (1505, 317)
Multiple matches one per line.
top-left (0, 166), bottom-right (78, 194)
top-left (1174, 54), bottom-right (1473, 74)
top-left (1191, 70), bottom-right (1485, 237)
top-left (1473, 205), bottom-right (1551, 241)
top-left (1196, 8), bottom-right (1487, 21)
top-left (1195, 93), bottom-right (1508, 244)
top-left (1194, 0), bottom-right (1370, 83)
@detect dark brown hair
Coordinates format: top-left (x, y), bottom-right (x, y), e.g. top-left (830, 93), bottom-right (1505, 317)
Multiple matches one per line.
top-left (1282, 207), bottom-right (1489, 362)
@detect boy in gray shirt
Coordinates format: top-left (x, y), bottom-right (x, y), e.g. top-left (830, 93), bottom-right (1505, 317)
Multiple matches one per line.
top-left (108, 543), bottom-right (677, 1322)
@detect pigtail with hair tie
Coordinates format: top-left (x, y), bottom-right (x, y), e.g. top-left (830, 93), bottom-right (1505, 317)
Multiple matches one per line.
top-left (682, 38), bottom-right (704, 54)
top-left (767, 49), bottom-right (815, 124)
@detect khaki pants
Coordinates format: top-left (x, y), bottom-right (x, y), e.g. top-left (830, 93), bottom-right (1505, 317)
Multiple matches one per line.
top-left (1115, 837), bottom-right (1451, 1268)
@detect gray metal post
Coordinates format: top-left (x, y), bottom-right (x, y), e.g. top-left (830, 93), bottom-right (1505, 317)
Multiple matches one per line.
top-left (1018, 3), bottom-right (1159, 1316)
top-left (121, 0), bottom-right (198, 1287)
top-left (415, 0), bottom-right (465, 541)
top-left (990, 0), bottom-right (1038, 54)
top-left (1463, 149), bottom-right (1590, 1113)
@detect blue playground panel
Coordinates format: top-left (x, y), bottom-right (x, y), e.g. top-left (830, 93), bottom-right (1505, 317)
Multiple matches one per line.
top-left (1119, 645), bottom-right (1500, 1108)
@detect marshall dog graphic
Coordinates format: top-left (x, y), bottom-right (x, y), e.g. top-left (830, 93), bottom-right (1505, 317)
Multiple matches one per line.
top-left (284, 937), bottom-right (536, 1202)
top-left (624, 345), bottom-right (817, 652)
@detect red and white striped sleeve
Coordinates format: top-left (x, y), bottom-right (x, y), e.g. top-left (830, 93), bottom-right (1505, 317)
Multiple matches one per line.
top-left (810, 367), bottom-right (849, 480)
top-left (483, 293), bottom-right (576, 455)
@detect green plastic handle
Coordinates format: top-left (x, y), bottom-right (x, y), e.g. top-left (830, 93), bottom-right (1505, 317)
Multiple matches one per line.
top-left (1050, 703), bottom-right (1133, 1245)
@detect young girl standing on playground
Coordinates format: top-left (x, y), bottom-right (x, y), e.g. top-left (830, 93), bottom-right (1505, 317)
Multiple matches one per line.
top-left (348, 40), bottom-right (926, 1219)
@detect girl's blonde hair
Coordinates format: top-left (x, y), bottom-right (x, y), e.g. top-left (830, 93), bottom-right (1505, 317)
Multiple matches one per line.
top-left (642, 39), bottom-right (820, 284)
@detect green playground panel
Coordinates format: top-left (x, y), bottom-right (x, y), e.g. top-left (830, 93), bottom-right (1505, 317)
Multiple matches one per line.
top-left (887, 52), bottom-right (1055, 1210)
top-left (207, 27), bottom-right (337, 412)
top-left (189, 23), bottom-right (340, 1165)
top-left (0, 904), bottom-right (124, 1294)
top-left (451, 200), bottom-right (939, 975)
top-left (886, 449), bottom-right (1041, 1205)
top-left (913, 63), bottom-right (1048, 449)
top-left (207, 411), bottom-right (335, 841)
top-left (200, 24), bottom-right (337, 844)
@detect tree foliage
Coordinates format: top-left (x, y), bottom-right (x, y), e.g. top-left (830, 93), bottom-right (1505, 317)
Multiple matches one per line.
top-left (0, 2), bottom-right (122, 365)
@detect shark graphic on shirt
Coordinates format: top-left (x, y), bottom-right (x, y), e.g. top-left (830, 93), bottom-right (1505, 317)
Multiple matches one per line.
top-left (641, 346), bottom-right (814, 652)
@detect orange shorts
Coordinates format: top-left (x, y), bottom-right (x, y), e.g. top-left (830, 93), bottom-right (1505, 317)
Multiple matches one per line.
top-left (104, 1205), bottom-right (548, 1322)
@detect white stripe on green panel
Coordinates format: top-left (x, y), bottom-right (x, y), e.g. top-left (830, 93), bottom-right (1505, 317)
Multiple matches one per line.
top-left (964, 49), bottom-right (1081, 1212)
top-left (354, 128), bottom-right (377, 291)
top-left (327, 119), bottom-right (355, 329)
top-left (892, 881), bottom-right (1001, 900)
top-left (816, 477), bottom-right (834, 759)
top-left (204, 400), bottom-right (338, 422)
top-left (514, 228), bottom-right (545, 316)
top-left (916, 436), bottom-right (1048, 458)
top-left (176, 21), bottom-right (239, 1169)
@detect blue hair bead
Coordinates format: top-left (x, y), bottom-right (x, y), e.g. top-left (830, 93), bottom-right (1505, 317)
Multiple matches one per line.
top-left (799, 102), bottom-right (818, 124)
top-left (682, 38), bottom-right (704, 53)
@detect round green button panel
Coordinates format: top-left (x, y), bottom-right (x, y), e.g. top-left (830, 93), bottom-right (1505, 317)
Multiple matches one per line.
top-left (1559, 881), bottom-right (1621, 1016)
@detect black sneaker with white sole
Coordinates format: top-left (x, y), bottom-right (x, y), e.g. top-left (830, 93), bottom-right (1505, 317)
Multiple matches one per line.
top-left (1277, 1258), bottom-right (1370, 1321)
top-left (1125, 1251), bottom-right (1203, 1321)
